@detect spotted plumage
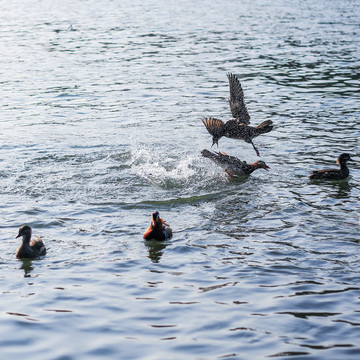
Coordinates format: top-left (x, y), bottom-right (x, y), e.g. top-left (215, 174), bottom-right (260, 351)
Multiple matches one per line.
top-left (202, 73), bottom-right (273, 156)
top-left (309, 153), bottom-right (352, 180)
top-left (227, 72), bottom-right (251, 124)
top-left (15, 225), bottom-right (46, 259)
top-left (201, 149), bottom-right (270, 177)
top-left (202, 117), bottom-right (273, 156)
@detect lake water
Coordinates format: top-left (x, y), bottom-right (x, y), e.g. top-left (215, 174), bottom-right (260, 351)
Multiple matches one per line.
top-left (1, 0), bottom-right (359, 359)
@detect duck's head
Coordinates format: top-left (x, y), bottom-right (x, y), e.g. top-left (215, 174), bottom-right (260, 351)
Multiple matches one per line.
top-left (337, 153), bottom-right (352, 165)
top-left (211, 136), bottom-right (220, 147)
top-left (253, 161), bottom-right (270, 171)
top-left (16, 225), bottom-right (32, 240)
top-left (151, 211), bottom-right (161, 227)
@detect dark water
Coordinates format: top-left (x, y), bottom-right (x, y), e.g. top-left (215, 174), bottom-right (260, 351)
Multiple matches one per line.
top-left (1, 0), bottom-right (360, 359)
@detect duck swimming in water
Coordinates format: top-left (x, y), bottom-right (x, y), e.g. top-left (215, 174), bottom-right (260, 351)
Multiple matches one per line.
top-left (202, 149), bottom-right (270, 178)
top-left (15, 225), bottom-right (46, 258)
top-left (143, 211), bottom-right (173, 241)
top-left (202, 73), bottom-right (273, 156)
top-left (309, 153), bottom-right (352, 180)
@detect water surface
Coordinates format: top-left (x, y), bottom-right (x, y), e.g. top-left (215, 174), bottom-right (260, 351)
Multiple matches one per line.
top-left (1, 0), bottom-right (360, 359)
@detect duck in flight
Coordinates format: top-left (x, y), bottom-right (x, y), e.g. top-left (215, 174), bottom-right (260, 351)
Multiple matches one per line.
top-left (202, 73), bottom-right (273, 156)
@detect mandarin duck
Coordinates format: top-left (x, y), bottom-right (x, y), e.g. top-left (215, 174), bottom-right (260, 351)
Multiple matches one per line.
top-left (202, 149), bottom-right (270, 178)
top-left (15, 225), bottom-right (46, 258)
top-left (143, 211), bottom-right (173, 241)
top-left (202, 73), bottom-right (273, 156)
top-left (309, 153), bottom-right (352, 180)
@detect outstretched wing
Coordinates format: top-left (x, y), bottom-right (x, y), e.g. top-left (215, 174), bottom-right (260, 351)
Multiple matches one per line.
top-left (202, 117), bottom-right (225, 137)
top-left (227, 73), bottom-right (250, 124)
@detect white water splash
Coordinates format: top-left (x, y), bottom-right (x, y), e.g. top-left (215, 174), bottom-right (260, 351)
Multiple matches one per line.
top-left (130, 144), bottom-right (202, 187)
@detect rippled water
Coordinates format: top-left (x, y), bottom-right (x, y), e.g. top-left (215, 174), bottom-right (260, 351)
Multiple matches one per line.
top-left (1, 0), bottom-right (360, 358)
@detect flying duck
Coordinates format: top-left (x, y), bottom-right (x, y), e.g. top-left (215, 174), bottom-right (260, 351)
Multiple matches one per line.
top-left (202, 73), bottom-right (273, 156)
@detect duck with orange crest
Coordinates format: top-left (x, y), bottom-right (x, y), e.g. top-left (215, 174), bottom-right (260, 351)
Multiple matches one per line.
top-left (143, 211), bottom-right (173, 241)
top-left (202, 149), bottom-right (270, 178)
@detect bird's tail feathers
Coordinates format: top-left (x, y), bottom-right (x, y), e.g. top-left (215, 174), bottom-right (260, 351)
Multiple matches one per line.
top-left (256, 120), bottom-right (273, 134)
top-left (201, 149), bottom-right (218, 160)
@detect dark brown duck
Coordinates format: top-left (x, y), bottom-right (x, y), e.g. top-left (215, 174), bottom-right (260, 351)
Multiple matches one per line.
top-left (202, 73), bottom-right (273, 156)
top-left (202, 149), bottom-right (270, 178)
top-left (309, 153), bottom-right (352, 180)
top-left (15, 225), bottom-right (46, 258)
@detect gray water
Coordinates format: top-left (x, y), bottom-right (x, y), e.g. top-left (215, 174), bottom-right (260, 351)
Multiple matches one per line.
top-left (1, 0), bottom-right (360, 359)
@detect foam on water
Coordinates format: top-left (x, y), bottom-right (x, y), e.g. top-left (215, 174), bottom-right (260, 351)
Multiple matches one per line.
top-left (129, 142), bottom-right (225, 188)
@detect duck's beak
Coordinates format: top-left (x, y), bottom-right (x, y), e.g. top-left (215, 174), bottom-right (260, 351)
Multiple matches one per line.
top-left (15, 233), bottom-right (21, 239)
top-left (264, 165), bottom-right (270, 171)
top-left (212, 139), bottom-right (218, 147)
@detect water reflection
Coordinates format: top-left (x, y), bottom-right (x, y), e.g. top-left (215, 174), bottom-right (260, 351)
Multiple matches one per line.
top-left (19, 258), bottom-right (33, 277)
top-left (145, 240), bottom-right (168, 263)
top-left (310, 179), bottom-right (352, 198)
top-left (332, 181), bottom-right (352, 198)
